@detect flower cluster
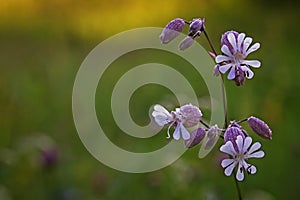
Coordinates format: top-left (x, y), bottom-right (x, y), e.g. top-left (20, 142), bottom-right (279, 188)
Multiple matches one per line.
top-left (151, 17), bottom-right (272, 185)
top-left (160, 18), bottom-right (205, 50)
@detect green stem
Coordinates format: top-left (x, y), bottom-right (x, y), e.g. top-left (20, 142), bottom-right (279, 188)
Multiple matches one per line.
top-left (234, 176), bottom-right (243, 200)
top-left (203, 30), bottom-right (228, 127)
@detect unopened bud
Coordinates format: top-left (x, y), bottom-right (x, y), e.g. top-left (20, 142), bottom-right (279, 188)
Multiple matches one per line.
top-left (184, 128), bottom-right (206, 148)
top-left (179, 36), bottom-right (194, 51)
top-left (160, 18), bottom-right (185, 44)
top-left (247, 116), bottom-right (272, 139)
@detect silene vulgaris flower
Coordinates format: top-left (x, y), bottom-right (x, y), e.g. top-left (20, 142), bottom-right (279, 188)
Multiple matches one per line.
top-left (220, 135), bottom-right (265, 181)
top-left (152, 104), bottom-right (202, 140)
top-left (214, 30), bottom-right (261, 85)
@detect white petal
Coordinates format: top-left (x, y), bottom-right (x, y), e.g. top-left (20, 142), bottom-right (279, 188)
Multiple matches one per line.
top-left (173, 125), bottom-right (181, 140)
top-left (227, 33), bottom-right (237, 52)
top-left (248, 165), bottom-right (257, 174)
top-left (221, 45), bottom-right (233, 57)
top-left (236, 162), bottom-right (245, 181)
top-left (242, 137), bottom-right (252, 153)
top-left (248, 141), bottom-right (261, 154)
top-left (221, 159), bottom-right (234, 168)
top-left (242, 60), bottom-right (261, 68)
top-left (154, 115), bottom-right (170, 126)
top-left (236, 135), bottom-right (244, 153)
top-left (242, 37), bottom-right (253, 54)
top-left (237, 33), bottom-right (246, 51)
top-left (154, 104), bottom-right (170, 115)
top-left (245, 42), bottom-right (260, 56)
top-left (224, 161), bottom-right (237, 176)
top-left (180, 124), bottom-right (190, 140)
top-left (241, 66), bottom-right (254, 79)
top-left (248, 150), bottom-right (265, 158)
top-left (220, 141), bottom-right (236, 156)
top-left (219, 64), bottom-right (233, 74)
top-left (216, 55), bottom-right (231, 63)
top-left (227, 66), bottom-right (236, 80)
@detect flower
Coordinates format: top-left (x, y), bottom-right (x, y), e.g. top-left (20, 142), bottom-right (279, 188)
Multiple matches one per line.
top-left (214, 30), bottom-right (261, 85)
top-left (184, 128), bottom-right (206, 148)
top-left (152, 104), bottom-right (202, 140)
top-left (247, 116), bottom-right (272, 139)
top-left (220, 136), bottom-right (265, 181)
top-left (160, 18), bottom-right (185, 44)
top-left (204, 124), bottom-right (220, 150)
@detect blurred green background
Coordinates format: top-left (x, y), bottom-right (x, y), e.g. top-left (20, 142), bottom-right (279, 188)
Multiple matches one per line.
top-left (1, 0), bottom-right (299, 199)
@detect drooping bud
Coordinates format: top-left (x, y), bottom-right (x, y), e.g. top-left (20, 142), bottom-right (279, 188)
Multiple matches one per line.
top-left (188, 18), bottom-right (204, 37)
top-left (247, 116), bottom-right (272, 139)
top-left (224, 126), bottom-right (245, 151)
top-left (179, 36), bottom-right (194, 51)
top-left (180, 104), bottom-right (202, 127)
top-left (160, 18), bottom-right (185, 44)
top-left (184, 128), bottom-right (206, 148)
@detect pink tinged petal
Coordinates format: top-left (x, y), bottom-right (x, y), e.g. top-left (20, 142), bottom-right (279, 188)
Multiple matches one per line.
top-left (237, 33), bottom-right (246, 51)
top-left (227, 33), bottom-right (237, 52)
top-left (242, 37), bottom-right (253, 54)
top-left (236, 135), bottom-right (244, 153)
top-left (242, 137), bottom-right (253, 153)
top-left (236, 162), bottom-right (245, 181)
top-left (221, 158), bottom-right (234, 168)
top-left (173, 124), bottom-right (181, 140)
top-left (221, 45), bottom-right (233, 57)
top-left (245, 42), bottom-right (260, 56)
top-left (248, 150), bottom-right (265, 158)
top-left (180, 123), bottom-right (190, 140)
top-left (215, 55), bottom-right (231, 63)
top-left (219, 64), bottom-right (233, 74)
top-left (227, 66), bottom-right (236, 80)
top-left (248, 141), bottom-right (261, 154)
top-left (220, 141), bottom-right (236, 156)
top-left (224, 161), bottom-right (237, 176)
top-left (242, 60), bottom-right (261, 68)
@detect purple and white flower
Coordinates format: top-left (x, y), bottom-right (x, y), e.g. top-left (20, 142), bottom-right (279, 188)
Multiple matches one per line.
top-left (215, 31), bottom-right (261, 85)
top-left (160, 18), bottom-right (185, 44)
top-left (220, 135), bottom-right (265, 181)
top-left (152, 104), bottom-right (202, 140)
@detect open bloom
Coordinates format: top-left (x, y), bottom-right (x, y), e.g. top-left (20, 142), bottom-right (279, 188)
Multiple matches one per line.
top-left (152, 104), bottom-right (202, 140)
top-left (214, 31), bottom-right (261, 85)
top-left (220, 136), bottom-right (265, 181)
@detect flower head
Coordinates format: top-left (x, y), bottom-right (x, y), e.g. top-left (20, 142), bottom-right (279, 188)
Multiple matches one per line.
top-left (160, 18), bottom-right (185, 44)
top-left (220, 136), bottom-right (265, 181)
top-left (247, 116), bottom-right (272, 139)
top-left (152, 104), bottom-right (202, 140)
top-left (215, 30), bottom-right (261, 85)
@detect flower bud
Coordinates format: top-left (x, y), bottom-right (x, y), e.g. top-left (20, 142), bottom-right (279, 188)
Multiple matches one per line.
top-left (160, 18), bottom-right (185, 44)
top-left (247, 116), bottom-right (272, 139)
top-left (188, 18), bottom-right (204, 37)
top-left (204, 125), bottom-right (219, 150)
top-left (180, 104), bottom-right (202, 127)
top-left (184, 128), bottom-right (206, 148)
top-left (179, 36), bottom-right (194, 51)
top-left (234, 66), bottom-right (245, 86)
top-left (224, 126), bottom-right (245, 151)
